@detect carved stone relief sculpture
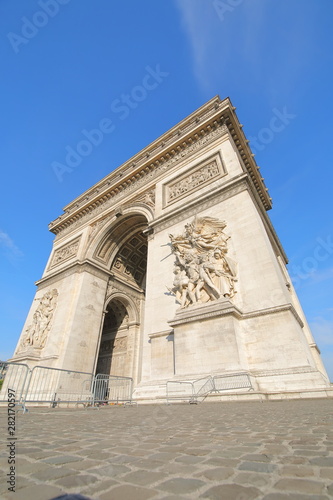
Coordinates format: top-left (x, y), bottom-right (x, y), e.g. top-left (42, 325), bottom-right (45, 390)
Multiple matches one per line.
top-left (19, 289), bottom-right (58, 350)
top-left (169, 217), bottom-right (237, 308)
top-left (49, 237), bottom-right (81, 268)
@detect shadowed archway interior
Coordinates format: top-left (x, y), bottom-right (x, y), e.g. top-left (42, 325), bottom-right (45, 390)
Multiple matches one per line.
top-left (95, 224), bottom-right (148, 376)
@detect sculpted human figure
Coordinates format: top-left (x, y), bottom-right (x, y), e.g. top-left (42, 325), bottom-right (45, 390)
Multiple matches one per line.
top-left (203, 249), bottom-right (237, 298)
top-left (21, 289), bottom-right (58, 349)
top-left (169, 216), bottom-right (237, 307)
top-left (171, 265), bottom-right (189, 308)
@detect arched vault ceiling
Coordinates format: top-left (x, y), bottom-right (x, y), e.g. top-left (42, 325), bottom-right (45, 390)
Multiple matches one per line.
top-left (111, 231), bottom-right (147, 290)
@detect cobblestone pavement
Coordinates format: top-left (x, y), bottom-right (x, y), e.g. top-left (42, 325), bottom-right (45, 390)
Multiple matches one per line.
top-left (1, 399), bottom-right (333, 500)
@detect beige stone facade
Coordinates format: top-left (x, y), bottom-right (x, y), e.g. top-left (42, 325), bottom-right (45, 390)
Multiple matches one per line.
top-left (11, 96), bottom-right (330, 400)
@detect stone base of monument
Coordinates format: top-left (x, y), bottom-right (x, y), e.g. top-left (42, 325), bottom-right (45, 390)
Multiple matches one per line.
top-left (168, 298), bottom-right (244, 377)
top-left (133, 298), bottom-right (332, 403)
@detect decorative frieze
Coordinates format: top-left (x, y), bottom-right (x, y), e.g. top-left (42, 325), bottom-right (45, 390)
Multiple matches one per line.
top-left (49, 236), bottom-right (81, 269)
top-left (52, 123), bottom-right (227, 239)
top-left (165, 153), bottom-right (226, 205)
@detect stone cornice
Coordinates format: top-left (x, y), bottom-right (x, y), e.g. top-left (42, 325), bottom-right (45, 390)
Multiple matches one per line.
top-left (151, 174), bottom-right (248, 233)
top-left (49, 96), bottom-right (271, 237)
top-left (168, 302), bottom-right (304, 328)
top-left (36, 259), bottom-right (112, 290)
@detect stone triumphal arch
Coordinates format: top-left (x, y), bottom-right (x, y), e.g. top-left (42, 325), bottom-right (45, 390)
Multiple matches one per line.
top-left (11, 96), bottom-right (331, 401)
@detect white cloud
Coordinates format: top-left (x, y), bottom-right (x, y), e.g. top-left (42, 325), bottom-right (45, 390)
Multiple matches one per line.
top-left (174, 0), bottom-right (317, 102)
top-left (174, 0), bottom-right (267, 93)
top-left (0, 229), bottom-right (23, 259)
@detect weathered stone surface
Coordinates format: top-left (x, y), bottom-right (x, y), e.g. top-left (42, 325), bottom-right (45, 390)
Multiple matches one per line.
top-left (274, 478), bottom-right (326, 494)
top-left (158, 477), bottom-right (205, 494)
top-left (2, 485), bottom-right (64, 500)
top-left (42, 454), bottom-right (83, 465)
top-left (99, 484), bottom-right (158, 500)
top-left (200, 483), bottom-right (261, 499)
top-left (239, 461), bottom-right (277, 473)
top-left (121, 470), bottom-right (168, 486)
top-left (1, 399), bottom-right (332, 500)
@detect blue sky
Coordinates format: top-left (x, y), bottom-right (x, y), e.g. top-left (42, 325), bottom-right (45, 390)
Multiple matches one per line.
top-left (1, 0), bottom-right (332, 380)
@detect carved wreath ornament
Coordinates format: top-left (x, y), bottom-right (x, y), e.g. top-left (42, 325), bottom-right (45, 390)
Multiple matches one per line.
top-left (169, 217), bottom-right (237, 308)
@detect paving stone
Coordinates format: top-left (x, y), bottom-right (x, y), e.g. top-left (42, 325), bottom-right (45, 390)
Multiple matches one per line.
top-left (148, 452), bottom-right (178, 462)
top-left (160, 462), bottom-right (199, 475)
top-left (262, 445), bottom-right (290, 454)
top-left (174, 454), bottom-right (204, 464)
top-left (32, 467), bottom-right (77, 481)
top-left (133, 458), bottom-right (166, 469)
top-left (200, 483), bottom-right (261, 499)
top-left (99, 484), bottom-right (158, 500)
top-left (239, 460), bottom-right (278, 473)
top-left (184, 448), bottom-right (212, 456)
top-left (16, 461), bottom-right (50, 474)
top-left (280, 465), bottom-right (316, 478)
top-left (1, 484), bottom-right (64, 500)
top-left (42, 454), bottom-right (83, 465)
top-left (54, 473), bottom-right (99, 489)
top-left (242, 453), bottom-right (273, 462)
top-left (233, 472), bottom-right (272, 488)
top-left (263, 494), bottom-right (330, 500)
top-left (81, 478), bottom-right (119, 496)
top-left (196, 466), bottom-right (234, 481)
top-left (319, 468), bottom-right (333, 480)
top-left (90, 464), bottom-right (131, 477)
top-left (274, 478), bottom-right (326, 494)
top-left (121, 470), bottom-right (169, 486)
top-left (68, 458), bottom-right (103, 470)
top-left (203, 456), bottom-right (240, 467)
top-left (310, 457), bottom-right (333, 467)
top-left (158, 477), bottom-right (205, 494)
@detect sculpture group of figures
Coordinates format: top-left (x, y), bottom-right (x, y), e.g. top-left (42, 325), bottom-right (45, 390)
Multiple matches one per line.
top-left (169, 217), bottom-right (237, 308)
top-left (20, 289), bottom-right (58, 350)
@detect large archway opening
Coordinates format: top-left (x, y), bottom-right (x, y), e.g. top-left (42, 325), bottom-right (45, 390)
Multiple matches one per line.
top-left (95, 299), bottom-right (130, 376)
top-left (95, 216), bottom-right (148, 379)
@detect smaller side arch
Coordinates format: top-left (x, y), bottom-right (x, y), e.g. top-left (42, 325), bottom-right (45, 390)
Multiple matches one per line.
top-left (104, 292), bottom-right (140, 325)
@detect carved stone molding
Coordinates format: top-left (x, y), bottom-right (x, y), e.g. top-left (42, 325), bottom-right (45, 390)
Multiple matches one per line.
top-left (164, 152), bottom-right (226, 206)
top-left (169, 299), bottom-right (242, 327)
top-left (37, 260), bottom-right (111, 291)
top-left (88, 212), bottom-right (114, 243)
top-left (51, 123), bottom-right (227, 239)
top-left (49, 236), bottom-right (81, 269)
top-left (252, 366), bottom-right (317, 377)
top-left (152, 176), bottom-right (248, 234)
top-left (133, 187), bottom-right (156, 208)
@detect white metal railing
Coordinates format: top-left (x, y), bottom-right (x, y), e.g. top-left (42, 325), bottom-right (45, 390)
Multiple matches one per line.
top-left (0, 362), bottom-right (30, 410)
top-left (0, 362), bottom-right (134, 410)
top-left (167, 372), bottom-right (254, 403)
top-left (93, 374), bottom-right (133, 405)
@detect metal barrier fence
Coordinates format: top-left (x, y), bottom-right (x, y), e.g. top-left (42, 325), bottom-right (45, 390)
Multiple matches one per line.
top-left (213, 372), bottom-right (253, 392)
top-left (166, 380), bottom-right (196, 404)
top-left (167, 372), bottom-right (254, 403)
top-left (23, 366), bottom-right (95, 406)
top-left (0, 362), bottom-right (30, 405)
top-left (93, 374), bottom-right (133, 405)
top-left (0, 362), bottom-right (134, 409)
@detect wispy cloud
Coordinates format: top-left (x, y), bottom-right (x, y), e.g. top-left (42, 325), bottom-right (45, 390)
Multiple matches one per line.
top-left (174, 0), bottom-right (317, 101)
top-left (0, 229), bottom-right (23, 260)
top-left (174, 0), bottom-right (267, 93)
